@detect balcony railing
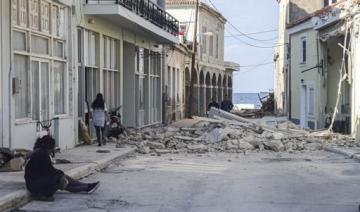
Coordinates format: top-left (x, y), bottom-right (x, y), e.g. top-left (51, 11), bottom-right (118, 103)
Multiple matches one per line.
top-left (86, 0), bottom-right (179, 36)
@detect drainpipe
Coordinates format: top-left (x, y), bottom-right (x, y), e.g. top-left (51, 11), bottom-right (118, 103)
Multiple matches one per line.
top-left (288, 39), bottom-right (292, 121)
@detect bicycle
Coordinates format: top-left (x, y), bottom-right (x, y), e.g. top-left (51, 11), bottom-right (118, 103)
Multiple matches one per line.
top-left (36, 117), bottom-right (60, 157)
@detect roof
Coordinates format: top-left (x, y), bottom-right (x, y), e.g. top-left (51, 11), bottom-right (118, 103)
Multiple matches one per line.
top-left (166, 0), bottom-right (226, 23)
top-left (286, 0), bottom-right (352, 29)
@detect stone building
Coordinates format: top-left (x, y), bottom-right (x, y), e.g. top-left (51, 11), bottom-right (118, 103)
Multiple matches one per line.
top-left (165, 0), bottom-right (238, 119)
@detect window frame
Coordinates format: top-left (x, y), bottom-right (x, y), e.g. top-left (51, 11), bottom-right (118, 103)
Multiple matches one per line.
top-left (12, 0), bottom-right (69, 122)
top-left (300, 37), bottom-right (307, 64)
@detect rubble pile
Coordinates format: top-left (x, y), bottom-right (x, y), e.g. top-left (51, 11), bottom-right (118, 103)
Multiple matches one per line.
top-left (116, 115), bottom-right (355, 155)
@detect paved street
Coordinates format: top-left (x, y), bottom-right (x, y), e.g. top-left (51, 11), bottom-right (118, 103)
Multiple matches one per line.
top-left (19, 151), bottom-right (360, 212)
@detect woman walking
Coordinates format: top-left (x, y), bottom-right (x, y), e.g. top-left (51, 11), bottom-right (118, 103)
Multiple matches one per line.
top-left (91, 93), bottom-right (108, 146)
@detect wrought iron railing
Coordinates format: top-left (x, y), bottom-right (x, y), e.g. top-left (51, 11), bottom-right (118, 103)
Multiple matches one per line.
top-left (86, 0), bottom-right (179, 36)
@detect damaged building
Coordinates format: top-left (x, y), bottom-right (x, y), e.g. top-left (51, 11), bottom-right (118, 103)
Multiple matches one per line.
top-left (165, 0), bottom-right (239, 119)
top-left (0, 0), bottom-right (236, 150)
top-left (275, 0), bottom-right (360, 139)
top-left (0, 0), bottom-right (179, 150)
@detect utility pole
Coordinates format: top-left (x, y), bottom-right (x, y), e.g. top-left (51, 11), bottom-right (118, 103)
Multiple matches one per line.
top-left (188, 0), bottom-right (199, 118)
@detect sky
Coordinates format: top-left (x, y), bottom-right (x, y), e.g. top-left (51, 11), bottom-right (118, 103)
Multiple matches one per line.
top-left (204, 0), bottom-right (279, 93)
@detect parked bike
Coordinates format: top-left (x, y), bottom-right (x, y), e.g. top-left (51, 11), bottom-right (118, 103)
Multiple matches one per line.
top-left (107, 106), bottom-right (124, 139)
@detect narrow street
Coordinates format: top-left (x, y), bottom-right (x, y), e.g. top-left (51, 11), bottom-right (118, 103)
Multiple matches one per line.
top-left (19, 151), bottom-right (360, 212)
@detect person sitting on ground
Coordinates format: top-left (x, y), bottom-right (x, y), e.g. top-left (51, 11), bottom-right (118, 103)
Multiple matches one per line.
top-left (221, 95), bottom-right (234, 112)
top-left (208, 98), bottom-right (220, 111)
top-left (25, 135), bottom-right (100, 202)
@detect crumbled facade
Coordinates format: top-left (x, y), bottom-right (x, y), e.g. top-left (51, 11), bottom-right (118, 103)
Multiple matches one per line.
top-left (276, 0), bottom-right (360, 139)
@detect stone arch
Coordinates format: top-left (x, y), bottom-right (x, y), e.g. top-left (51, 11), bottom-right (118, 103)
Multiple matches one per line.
top-left (205, 72), bottom-right (212, 109)
top-left (212, 73), bottom-right (217, 103)
top-left (190, 68), bottom-right (199, 116)
top-left (223, 76), bottom-right (227, 100)
top-left (199, 70), bottom-right (206, 116)
top-left (185, 67), bottom-right (191, 118)
top-left (218, 74), bottom-right (223, 103)
top-left (228, 76), bottom-right (233, 101)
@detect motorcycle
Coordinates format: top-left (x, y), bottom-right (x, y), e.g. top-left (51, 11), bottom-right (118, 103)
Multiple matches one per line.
top-left (106, 106), bottom-right (124, 139)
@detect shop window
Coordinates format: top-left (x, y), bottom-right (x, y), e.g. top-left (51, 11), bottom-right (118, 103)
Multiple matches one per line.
top-left (14, 55), bottom-right (30, 119)
top-left (54, 62), bottom-right (66, 115)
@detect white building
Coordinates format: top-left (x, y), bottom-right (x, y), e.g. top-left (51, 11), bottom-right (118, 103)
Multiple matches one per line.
top-left (166, 0), bottom-right (239, 119)
top-left (0, 0), bottom-right (179, 150)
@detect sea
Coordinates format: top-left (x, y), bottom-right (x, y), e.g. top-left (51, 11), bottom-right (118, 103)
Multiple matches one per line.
top-left (232, 93), bottom-right (269, 109)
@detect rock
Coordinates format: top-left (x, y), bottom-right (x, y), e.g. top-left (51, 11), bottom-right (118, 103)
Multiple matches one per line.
top-left (165, 140), bottom-right (177, 149)
top-left (137, 146), bottom-right (150, 154)
top-left (147, 142), bottom-right (165, 149)
top-left (174, 136), bottom-right (201, 142)
top-left (226, 141), bottom-right (239, 150)
top-left (261, 131), bottom-right (274, 139)
top-left (187, 144), bottom-right (208, 153)
top-left (176, 142), bottom-right (187, 150)
top-left (273, 132), bottom-right (285, 140)
top-left (238, 141), bottom-right (255, 150)
top-left (285, 142), bottom-right (294, 151)
top-left (264, 140), bottom-right (285, 152)
top-left (154, 149), bottom-right (172, 154)
top-left (200, 128), bottom-right (232, 143)
top-left (259, 144), bottom-right (265, 151)
top-left (304, 142), bottom-right (322, 151)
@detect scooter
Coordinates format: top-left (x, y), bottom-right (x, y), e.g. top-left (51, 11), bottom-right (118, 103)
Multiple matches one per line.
top-left (107, 106), bottom-right (124, 139)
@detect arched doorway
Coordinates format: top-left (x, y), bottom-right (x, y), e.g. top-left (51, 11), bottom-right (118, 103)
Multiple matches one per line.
top-left (218, 74), bottom-right (223, 104)
top-left (228, 76), bottom-right (233, 101)
top-left (185, 68), bottom-right (191, 118)
top-left (212, 73), bottom-right (217, 103)
top-left (199, 70), bottom-right (206, 116)
top-left (191, 68), bottom-right (199, 116)
top-left (205, 72), bottom-right (211, 112)
top-left (223, 76), bottom-right (227, 100)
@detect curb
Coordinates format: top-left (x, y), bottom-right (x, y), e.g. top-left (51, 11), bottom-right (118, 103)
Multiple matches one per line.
top-left (323, 146), bottom-right (360, 162)
top-left (0, 148), bottom-right (135, 212)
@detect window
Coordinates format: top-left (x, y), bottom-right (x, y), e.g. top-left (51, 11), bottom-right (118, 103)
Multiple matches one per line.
top-left (216, 34), bottom-right (219, 59)
top-left (12, 0), bottom-right (68, 120)
top-left (202, 27), bottom-right (207, 54)
top-left (301, 37), bottom-right (307, 64)
top-left (54, 62), bottom-right (66, 115)
top-left (103, 36), bottom-right (120, 109)
top-left (209, 34), bottom-right (214, 57)
top-left (31, 61), bottom-right (50, 121)
top-left (324, 0), bottom-right (337, 7)
top-left (14, 55), bottom-right (30, 119)
top-left (308, 87), bottom-right (315, 116)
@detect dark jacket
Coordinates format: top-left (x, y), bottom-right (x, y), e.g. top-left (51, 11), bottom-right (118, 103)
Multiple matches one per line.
top-left (221, 100), bottom-right (234, 112)
top-left (25, 149), bottom-right (63, 193)
top-left (208, 101), bottom-right (219, 110)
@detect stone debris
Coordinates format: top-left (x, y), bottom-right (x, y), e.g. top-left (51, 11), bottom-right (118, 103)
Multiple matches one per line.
top-left (115, 109), bottom-right (355, 155)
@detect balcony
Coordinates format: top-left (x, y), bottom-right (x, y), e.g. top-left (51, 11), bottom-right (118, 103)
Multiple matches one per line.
top-left (85, 0), bottom-right (179, 44)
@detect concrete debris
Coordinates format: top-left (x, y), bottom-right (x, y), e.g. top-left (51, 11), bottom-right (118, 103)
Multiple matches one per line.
top-left (116, 109), bottom-right (355, 156)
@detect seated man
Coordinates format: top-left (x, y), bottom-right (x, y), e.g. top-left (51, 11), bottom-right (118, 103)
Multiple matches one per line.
top-left (221, 95), bottom-right (234, 112)
top-left (208, 98), bottom-right (220, 111)
top-left (25, 135), bottom-right (100, 201)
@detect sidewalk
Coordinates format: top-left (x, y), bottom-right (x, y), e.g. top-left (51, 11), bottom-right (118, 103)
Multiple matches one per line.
top-left (0, 143), bottom-right (135, 212)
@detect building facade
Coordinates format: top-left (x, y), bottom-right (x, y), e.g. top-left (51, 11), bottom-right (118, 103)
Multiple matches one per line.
top-left (166, 0), bottom-right (238, 120)
top-left (276, 0), bottom-right (360, 139)
top-left (0, 0), bottom-right (179, 150)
